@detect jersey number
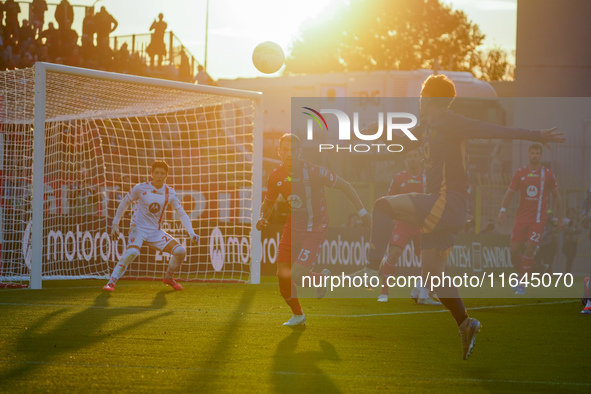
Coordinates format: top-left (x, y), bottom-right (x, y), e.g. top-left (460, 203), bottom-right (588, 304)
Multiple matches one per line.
top-left (297, 249), bottom-right (310, 262)
top-left (529, 232), bottom-right (541, 243)
top-left (162, 236), bottom-right (170, 242)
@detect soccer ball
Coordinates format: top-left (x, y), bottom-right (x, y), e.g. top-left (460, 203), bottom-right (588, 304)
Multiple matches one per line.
top-left (252, 41), bottom-right (284, 74)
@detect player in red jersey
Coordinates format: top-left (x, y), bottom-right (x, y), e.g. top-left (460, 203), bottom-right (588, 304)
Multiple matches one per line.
top-left (497, 143), bottom-right (563, 295)
top-left (255, 134), bottom-right (371, 326)
top-left (375, 148), bottom-right (439, 305)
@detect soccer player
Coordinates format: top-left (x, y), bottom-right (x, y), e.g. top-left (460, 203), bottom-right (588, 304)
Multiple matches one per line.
top-left (581, 277), bottom-right (591, 315)
top-left (580, 184), bottom-right (591, 230)
top-left (103, 161), bottom-right (199, 292)
top-left (580, 186), bottom-right (591, 315)
top-left (360, 74), bottom-right (564, 359)
top-left (497, 143), bottom-right (563, 295)
top-left (373, 147), bottom-right (439, 305)
top-left (256, 134), bottom-right (371, 326)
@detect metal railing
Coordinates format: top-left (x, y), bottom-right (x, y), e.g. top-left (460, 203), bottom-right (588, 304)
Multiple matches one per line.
top-left (110, 31), bottom-right (200, 80)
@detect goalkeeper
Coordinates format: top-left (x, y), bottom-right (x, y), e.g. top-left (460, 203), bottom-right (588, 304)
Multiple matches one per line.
top-left (103, 161), bottom-right (199, 292)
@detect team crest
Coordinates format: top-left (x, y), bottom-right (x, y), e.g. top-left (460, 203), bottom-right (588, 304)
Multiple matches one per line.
top-left (130, 237), bottom-right (135, 242)
top-left (287, 194), bottom-right (303, 209)
top-left (149, 202), bottom-right (161, 213)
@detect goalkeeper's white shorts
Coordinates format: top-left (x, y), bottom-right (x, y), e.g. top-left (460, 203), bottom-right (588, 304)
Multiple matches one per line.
top-left (127, 226), bottom-right (177, 252)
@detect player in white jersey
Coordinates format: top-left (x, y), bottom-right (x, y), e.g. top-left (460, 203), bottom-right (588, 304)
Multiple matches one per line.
top-left (103, 161), bottom-right (199, 291)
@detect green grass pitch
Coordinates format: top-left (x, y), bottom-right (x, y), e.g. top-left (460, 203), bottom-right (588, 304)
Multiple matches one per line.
top-left (0, 279), bottom-right (589, 393)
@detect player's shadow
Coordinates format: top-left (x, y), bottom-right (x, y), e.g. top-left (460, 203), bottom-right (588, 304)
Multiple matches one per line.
top-left (1, 289), bottom-right (172, 383)
top-left (271, 330), bottom-right (342, 393)
top-left (187, 287), bottom-right (256, 392)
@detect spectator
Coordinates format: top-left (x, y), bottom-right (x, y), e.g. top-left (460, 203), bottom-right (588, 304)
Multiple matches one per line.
top-left (562, 207), bottom-right (582, 274)
top-left (19, 20), bottom-right (36, 50)
top-left (4, 0), bottom-right (21, 38)
top-left (55, 0), bottom-right (74, 31)
top-left (95, 6), bottom-right (118, 51)
top-left (178, 48), bottom-right (191, 82)
top-left (21, 43), bottom-right (38, 68)
top-left (38, 44), bottom-right (50, 62)
top-left (147, 13), bottom-right (167, 70)
top-left (535, 210), bottom-right (560, 273)
top-left (115, 42), bottom-right (130, 73)
top-left (193, 64), bottom-right (215, 85)
top-left (30, 0), bottom-right (48, 38)
top-left (41, 22), bottom-right (60, 59)
top-left (61, 27), bottom-right (79, 59)
top-left (479, 221), bottom-right (496, 235)
top-left (81, 7), bottom-right (96, 57)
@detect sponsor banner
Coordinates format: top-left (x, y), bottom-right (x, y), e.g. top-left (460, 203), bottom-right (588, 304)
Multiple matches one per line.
top-left (259, 226), bottom-right (514, 276)
top-left (7, 215), bottom-right (513, 279)
top-left (14, 215), bottom-right (252, 277)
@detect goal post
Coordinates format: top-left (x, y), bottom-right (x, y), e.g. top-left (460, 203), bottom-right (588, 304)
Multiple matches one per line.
top-left (1, 62), bottom-right (263, 289)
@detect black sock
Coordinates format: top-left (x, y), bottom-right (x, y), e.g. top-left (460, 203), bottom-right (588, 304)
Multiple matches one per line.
top-left (437, 285), bottom-right (468, 326)
top-left (367, 198), bottom-right (395, 270)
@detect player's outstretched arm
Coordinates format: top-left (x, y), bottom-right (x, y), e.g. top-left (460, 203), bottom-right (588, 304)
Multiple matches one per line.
top-left (332, 176), bottom-right (372, 227)
top-left (111, 195), bottom-right (133, 238)
top-left (539, 128), bottom-right (566, 149)
top-left (256, 199), bottom-right (275, 231)
top-left (442, 113), bottom-right (565, 146)
top-left (497, 189), bottom-right (515, 225)
top-left (172, 203), bottom-right (199, 245)
top-left (552, 189), bottom-right (564, 229)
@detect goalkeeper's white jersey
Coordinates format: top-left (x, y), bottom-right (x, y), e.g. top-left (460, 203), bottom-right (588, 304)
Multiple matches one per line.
top-left (126, 182), bottom-right (182, 231)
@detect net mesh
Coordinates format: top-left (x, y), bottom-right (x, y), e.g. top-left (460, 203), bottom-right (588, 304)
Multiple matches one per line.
top-left (0, 66), bottom-right (257, 285)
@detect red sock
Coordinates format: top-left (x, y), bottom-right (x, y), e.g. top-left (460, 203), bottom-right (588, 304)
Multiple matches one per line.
top-left (511, 252), bottom-right (523, 275)
top-left (381, 276), bottom-right (390, 295)
top-left (278, 274), bottom-right (302, 315)
top-left (383, 259), bottom-right (396, 276)
top-left (521, 255), bottom-right (535, 279)
top-left (381, 260), bottom-right (396, 295)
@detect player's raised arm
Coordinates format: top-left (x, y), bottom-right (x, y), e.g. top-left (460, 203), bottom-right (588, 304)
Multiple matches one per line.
top-left (331, 176), bottom-right (372, 227)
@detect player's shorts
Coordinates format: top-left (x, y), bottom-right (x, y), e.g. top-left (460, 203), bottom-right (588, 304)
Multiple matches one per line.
top-left (510, 220), bottom-right (545, 245)
top-left (276, 224), bottom-right (327, 269)
top-left (127, 226), bottom-right (178, 252)
top-left (390, 222), bottom-right (421, 256)
top-left (409, 191), bottom-right (468, 252)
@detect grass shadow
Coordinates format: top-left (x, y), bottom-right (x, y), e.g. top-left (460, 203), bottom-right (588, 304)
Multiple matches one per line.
top-left (271, 329), bottom-right (342, 393)
top-left (1, 290), bottom-right (172, 382)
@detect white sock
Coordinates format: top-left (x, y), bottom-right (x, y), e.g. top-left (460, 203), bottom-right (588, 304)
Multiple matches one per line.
top-left (586, 299), bottom-right (591, 308)
top-left (419, 286), bottom-right (430, 300)
top-left (109, 248), bottom-right (140, 284)
top-left (165, 245), bottom-right (186, 279)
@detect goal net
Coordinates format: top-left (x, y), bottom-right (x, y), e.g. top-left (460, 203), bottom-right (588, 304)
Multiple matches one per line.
top-left (0, 63), bottom-right (262, 289)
